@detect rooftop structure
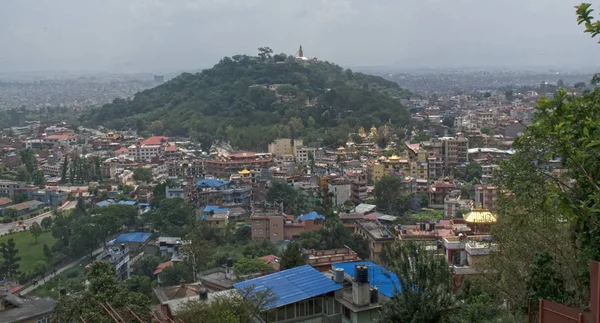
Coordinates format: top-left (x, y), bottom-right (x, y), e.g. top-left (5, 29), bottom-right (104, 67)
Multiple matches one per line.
top-left (233, 265), bottom-right (343, 310)
top-left (332, 261), bottom-right (400, 298)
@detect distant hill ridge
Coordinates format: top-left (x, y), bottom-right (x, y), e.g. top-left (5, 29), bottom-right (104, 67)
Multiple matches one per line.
top-left (83, 51), bottom-right (411, 150)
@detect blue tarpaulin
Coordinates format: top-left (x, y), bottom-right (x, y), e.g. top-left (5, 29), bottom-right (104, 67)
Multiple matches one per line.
top-left (332, 261), bottom-right (401, 298)
top-left (112, 232), bottom-right (152, 244)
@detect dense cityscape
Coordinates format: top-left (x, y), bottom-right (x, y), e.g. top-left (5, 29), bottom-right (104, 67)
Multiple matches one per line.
top-left (2, 2), bottom-right (600, 323)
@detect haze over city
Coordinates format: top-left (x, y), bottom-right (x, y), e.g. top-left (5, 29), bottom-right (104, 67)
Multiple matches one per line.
top-left (2, 0), bottom-right (600, 73)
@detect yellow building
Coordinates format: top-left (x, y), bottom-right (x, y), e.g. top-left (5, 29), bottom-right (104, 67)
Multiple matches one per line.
top-left (369, 154), bottom-right (429, 183)
top-left (268, 138), bottom-right (303, 157)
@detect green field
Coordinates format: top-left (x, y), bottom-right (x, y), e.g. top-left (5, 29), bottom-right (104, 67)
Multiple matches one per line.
top-left (410, 209), bottom-right (445, 221)
top-left (0, 230), bottom-right (56, 274)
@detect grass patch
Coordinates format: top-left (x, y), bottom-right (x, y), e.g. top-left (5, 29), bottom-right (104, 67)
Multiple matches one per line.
top-left (409, 209), bottom-right (445, 221)
top-left (31, 265), bottom-right (86, 299)
top-left (0, 230), bottom-right (55, 273)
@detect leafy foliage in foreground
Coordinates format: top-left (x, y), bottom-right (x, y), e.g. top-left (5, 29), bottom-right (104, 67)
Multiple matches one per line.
top-left (82, 51), bottom-right (411, 150)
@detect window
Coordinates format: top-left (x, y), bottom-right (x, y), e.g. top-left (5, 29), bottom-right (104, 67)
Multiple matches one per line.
top-left (343, 306), bottom-right (351, 319)
top-left (285, 304), bottom-right (295, 320)
top-left (255, 220), bottom-right (261, 225)
top-left (253, 229), bottom-right (257, 234)
top-left (37, 316), bottom-right (50, 323)
top-left (259, 229), bottom-right (263, 234)
top-left (297, 301), bottom-right (305, 317)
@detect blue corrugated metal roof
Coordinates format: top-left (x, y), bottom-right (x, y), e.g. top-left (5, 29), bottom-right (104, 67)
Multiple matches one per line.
top-left (203, 205), bottom-right (229, 213)
top-left (118, 200), bottom-right (137, 206)
top-left (113, 232), bottom-right (152, 243)
top-left (332, 261), bottom-right (401, 298)
top-left (96, 200), bottom-right (112, 208)
top-left (296, 211), bottom-right (325, 222)
top-left (233, 265), bottom-right (342, 310)
top-left (196, 179), bottom-right (231, 188)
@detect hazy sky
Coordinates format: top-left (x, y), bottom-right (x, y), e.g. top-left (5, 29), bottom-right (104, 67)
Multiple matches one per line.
top-left (1, 0), bottom-right (599, 73)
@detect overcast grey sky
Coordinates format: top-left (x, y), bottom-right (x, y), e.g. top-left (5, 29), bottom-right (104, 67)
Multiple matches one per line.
top-left (1, 0), bottom-right (598, 73)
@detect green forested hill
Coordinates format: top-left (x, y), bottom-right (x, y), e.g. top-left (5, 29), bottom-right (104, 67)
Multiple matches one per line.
top-left (83, 52), bottom-right (411, 150)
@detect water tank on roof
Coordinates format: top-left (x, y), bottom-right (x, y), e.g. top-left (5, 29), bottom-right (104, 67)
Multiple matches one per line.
top-left (370, 287), bottom-right (379, 304)
top-left (334, 268), bottom-right (345, 284)
top-left (355, 264), bottom-right (369, 283)
top-left (198, 287), bottom-right (208, 301)
top-left (226, 257), bottom-right (234, 268)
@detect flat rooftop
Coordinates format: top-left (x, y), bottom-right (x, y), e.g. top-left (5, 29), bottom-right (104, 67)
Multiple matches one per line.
top-left (357, 220), bottom-right (395, 241)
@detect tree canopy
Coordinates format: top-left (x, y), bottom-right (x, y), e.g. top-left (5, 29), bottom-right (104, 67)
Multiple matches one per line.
top-left (81, 52), bottom-right (411, 150)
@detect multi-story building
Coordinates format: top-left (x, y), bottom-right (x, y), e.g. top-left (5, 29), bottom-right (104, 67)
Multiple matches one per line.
top-left (25, 135), bottom-right (77, 149)
top-left (294, 146), bottom-right (316, 164)
top-left (474, 185), bottom-right (497, 211)
top-left (0, 180), bottom-right (21, 198)
top-left (441, 137), bottom-right (469, 169)
top-left (250, 210), bottom-right (325, 242)
top-left (96, 245), bottom-right (131, 281)
top-left (328, 178), bottom-right (352, 206)
top-left (429, 180), bottom-right (457, 207)
top-left (190, 179), bottom-right (252, 207)
top-left (481, 164), bottom-right (499, 184)
top-left (167, 160), bottom-right (204, 178)
top-left (354, 220), bottom-right (395, 264)
top-left (41, 162), bottom-right (63, 177)
top-left (165, 186), bottom-right (185, 199)
top-left (204, 152), bottom-right (272, 176)
top-left (498, 120), bottom-right (526, 139)
top-left (351, 181), bottom-right (368, 204)
top-left (268, 138), bottom-right (302, 157)
top-left (128, 136), bottom-right (169, 161)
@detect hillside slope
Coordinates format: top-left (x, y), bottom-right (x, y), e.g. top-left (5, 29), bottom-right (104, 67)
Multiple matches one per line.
top-left (83, 54), bottom-right (411, 150)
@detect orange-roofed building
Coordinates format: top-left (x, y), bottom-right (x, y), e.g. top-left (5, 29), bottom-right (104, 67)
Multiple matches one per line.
top-left (141, 136), bottom-right (169, 146)
top-left (259, 255), bottom-right (281, 272)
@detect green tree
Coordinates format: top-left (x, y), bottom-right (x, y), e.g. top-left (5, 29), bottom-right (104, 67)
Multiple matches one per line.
top-left (0, 238), bottom-right (21, 279)
top-left (30, 221), bottom-right (42, 244)
top-left (61, 156), bottom-right (69, 183)
top-left (443, 116), bottom-right (455, 128)
top-left (43, 243), bottom-right (53, 260)
top-left (234, 257), bottom-right (274, 277)
top-left (132, 167), bottom-right (153, 182)
top-left (134, 255), bottom-right (169, 279)
top-left (374, 175), bottom-right (404, 215)
top-left (12, 193), bottom-right (27, 204)
top-left (379, 241), bottom-right (454, 323)
top-left (176, 286), bottom-right (277, 323)
top-left (242, 239), bottom-right (278, 259)
top-left (266, 181), bottom-right (309, 215)
top-left (4, 208), bottom-right (18, 219)
top-left (16, 167), bottom-right (31, 182)
top-left (32, 170), bottom-right (45, 188)
top-left (32, 260), bottom-right (47, 281)
top-left (41, 217), bottom-right (52, 231)
top-left (125, 275), bottom-right (153, 297)
top-left (19, 148), bottom-right (37, 175)
top-left (160, 262), bottom-right (193, 286)
top-left (280, 242), bottom-right (305, 270)
top-left (52, 261), bottom-right (149, 322)
top-left (524, 252), bottom-right (570, 312)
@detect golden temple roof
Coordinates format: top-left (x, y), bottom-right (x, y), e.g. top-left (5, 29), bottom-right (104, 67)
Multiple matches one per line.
top-left (464, 209), bottom-right (497, 223)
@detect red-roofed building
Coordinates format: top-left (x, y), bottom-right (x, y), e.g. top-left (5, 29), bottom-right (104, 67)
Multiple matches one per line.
top-left (259, 255), bottom-right (281, 272)
top-left (128, 136), bottom-right (169, 161)
top-left (141, 136), bottom-right (169, 146)
top-left (205, 153), bottom-right (272, 176)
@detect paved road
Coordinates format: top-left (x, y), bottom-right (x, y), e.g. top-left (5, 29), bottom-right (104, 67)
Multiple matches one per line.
top-left (0, 200), bottom-right (76, 236)
top-left (21, 247), bottom-right (104, 295)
